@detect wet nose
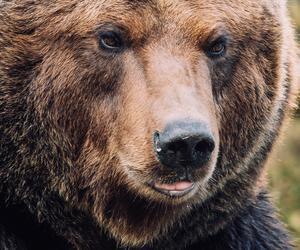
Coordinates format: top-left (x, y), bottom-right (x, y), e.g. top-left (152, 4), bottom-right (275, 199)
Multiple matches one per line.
top-left (153, 121), bottom-right (215, 170)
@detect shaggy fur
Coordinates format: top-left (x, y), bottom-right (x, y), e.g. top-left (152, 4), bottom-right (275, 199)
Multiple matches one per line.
top-left (0, 0), bottom-right (299, 249)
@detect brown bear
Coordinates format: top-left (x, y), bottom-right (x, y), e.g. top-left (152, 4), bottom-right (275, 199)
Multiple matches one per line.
top-left (0, 0), bottom-right (299, 249)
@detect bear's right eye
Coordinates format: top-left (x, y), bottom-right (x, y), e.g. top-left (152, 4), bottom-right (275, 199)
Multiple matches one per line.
top-left (98, 31), bottom-right (124, 53)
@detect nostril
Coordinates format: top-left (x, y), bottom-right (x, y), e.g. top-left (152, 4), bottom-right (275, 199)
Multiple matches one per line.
top-left (194, 138), bottom-right (215, 156)
top-left (195, 140), bottom-right (208, 154)
top-left (154, 131), bottom-right (162, 153)
top-left (167, 140), bottom-right (187, 154)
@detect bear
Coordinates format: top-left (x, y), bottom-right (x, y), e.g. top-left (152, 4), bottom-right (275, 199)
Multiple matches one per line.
top-left (0, 0), bottom-right (299, 249)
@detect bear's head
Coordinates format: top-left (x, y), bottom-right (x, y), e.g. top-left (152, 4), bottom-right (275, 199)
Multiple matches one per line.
top-left (0, 0), bottom-right (298, 248)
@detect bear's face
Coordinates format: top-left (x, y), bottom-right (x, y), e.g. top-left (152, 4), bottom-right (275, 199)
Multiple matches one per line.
top-left (2, 0), bottom-right (292, 247)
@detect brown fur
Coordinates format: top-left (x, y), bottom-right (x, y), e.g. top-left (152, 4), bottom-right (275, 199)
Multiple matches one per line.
top-left (0, 0), bottom-right (299, 249)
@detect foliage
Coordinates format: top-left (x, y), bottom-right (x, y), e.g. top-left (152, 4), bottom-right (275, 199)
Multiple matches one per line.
top-left (268, 2), bottom-right (300, 249)
top-left (288, 0), bottom-right (300, 114)
top-left (269, 118), bottom-right (300, 249)
top-left (289, 0), bottom-right (300, 38)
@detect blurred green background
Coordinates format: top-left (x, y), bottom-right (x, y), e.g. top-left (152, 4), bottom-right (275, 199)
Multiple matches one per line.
top-left (268, 0), bottom-right (300, 248)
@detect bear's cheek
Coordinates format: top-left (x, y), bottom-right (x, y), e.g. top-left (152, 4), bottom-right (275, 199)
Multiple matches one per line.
top-left (213, 53), bottom-right (279, 177)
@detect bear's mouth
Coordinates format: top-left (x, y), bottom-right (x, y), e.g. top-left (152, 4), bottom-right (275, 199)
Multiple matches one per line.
top-left (151, 181), bottom-right (195, 197)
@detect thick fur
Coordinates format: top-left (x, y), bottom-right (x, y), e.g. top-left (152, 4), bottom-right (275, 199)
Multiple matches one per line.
top-left (0, 0), bottom-right (299, 249)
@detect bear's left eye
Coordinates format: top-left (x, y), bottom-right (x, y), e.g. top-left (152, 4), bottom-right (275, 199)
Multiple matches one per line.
top-left (205, 38), bottom-right (227, 58)
top-left (98, 31), bottom-right (124, 53)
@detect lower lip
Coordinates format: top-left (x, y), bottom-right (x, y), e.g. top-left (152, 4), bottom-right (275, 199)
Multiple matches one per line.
top-left (152, 181), bottom-right (195, 197)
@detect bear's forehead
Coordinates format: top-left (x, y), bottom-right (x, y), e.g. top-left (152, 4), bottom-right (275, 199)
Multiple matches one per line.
top-left (45, 0), bottom-right (268, 39)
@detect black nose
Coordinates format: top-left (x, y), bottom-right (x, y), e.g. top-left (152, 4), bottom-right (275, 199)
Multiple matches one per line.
top-left (153, 121), bottom-right (215, 170)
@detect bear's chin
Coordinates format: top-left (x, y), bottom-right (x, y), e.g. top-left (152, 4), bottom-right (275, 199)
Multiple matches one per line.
top-left (89, 178), bottom-right (212, 248)
top-left (97, 191), bottom-right (193, 247)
